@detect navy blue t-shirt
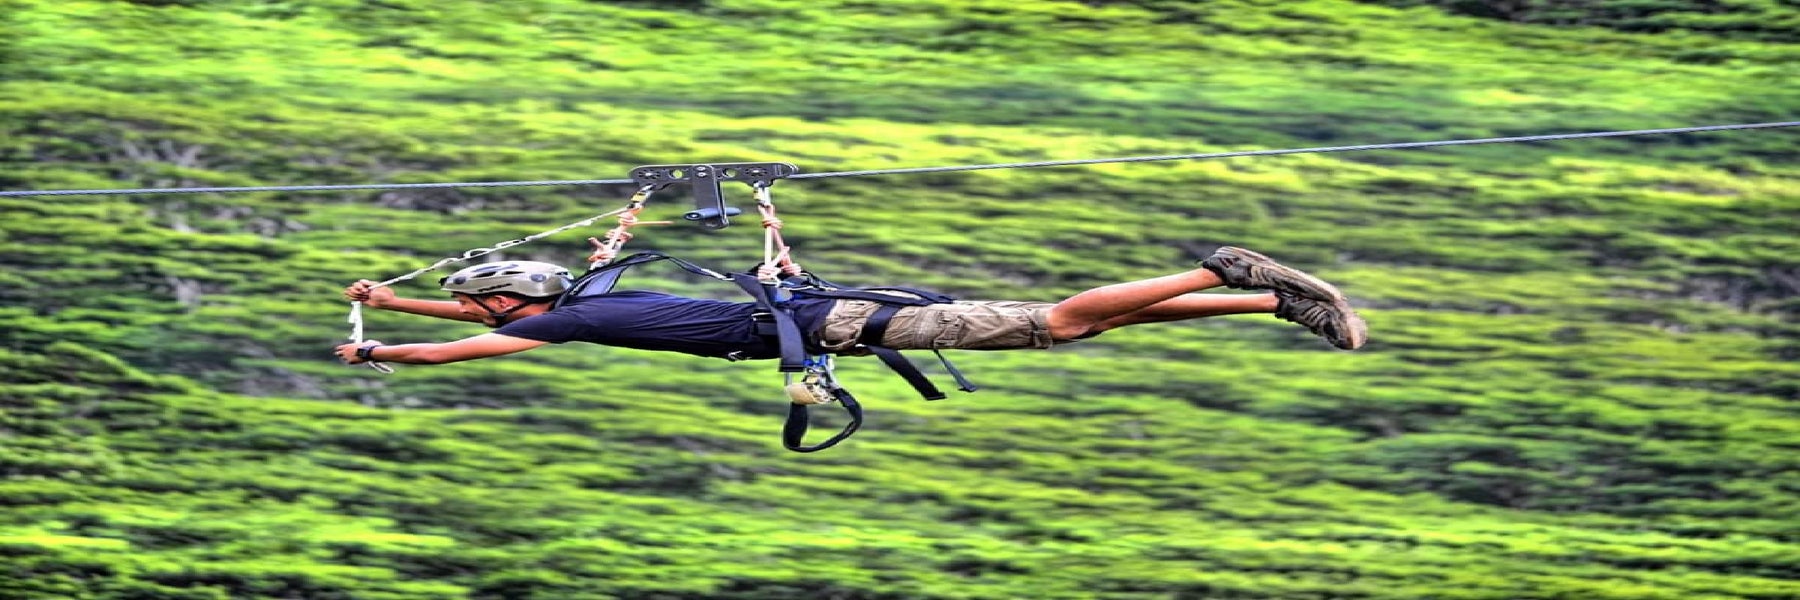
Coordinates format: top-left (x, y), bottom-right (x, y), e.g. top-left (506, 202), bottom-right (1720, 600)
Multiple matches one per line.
top-left (494, 290), bottom-right (834, 360)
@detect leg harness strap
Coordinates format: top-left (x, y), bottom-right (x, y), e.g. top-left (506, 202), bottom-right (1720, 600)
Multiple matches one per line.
top-left (855, 304), bottom-right (978, 400)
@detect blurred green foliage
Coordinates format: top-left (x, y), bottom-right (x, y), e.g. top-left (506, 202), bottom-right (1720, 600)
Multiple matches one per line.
top-left (1354, 0), bottom-right (1800, 42)
top-left (1, 0), bottom-right (1797, 598)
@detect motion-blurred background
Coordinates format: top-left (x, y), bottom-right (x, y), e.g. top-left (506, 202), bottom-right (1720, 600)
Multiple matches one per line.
top-left (1, 1), bottom-right (1796, 598)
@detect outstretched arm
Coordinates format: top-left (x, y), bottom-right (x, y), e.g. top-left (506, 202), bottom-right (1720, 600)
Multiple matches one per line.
top-left (335, 333), bottom-right (549, 365)
top-left (344, 279), bottom-right (481, 323)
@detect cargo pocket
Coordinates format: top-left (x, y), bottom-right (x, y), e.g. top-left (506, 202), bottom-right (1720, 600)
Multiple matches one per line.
top-left (929, 312), bottom-right (965, 349)
top-left (956, 303), bottom-right (1054, 350)
top-left (819, 300), bottom-right (878, 353)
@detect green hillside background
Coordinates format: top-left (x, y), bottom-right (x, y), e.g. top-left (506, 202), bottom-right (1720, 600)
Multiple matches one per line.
top-left (2, 0), bottom-right (1797, 598)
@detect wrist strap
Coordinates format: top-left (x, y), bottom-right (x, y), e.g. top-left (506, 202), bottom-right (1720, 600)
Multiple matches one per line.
top-left (355, 344), bottom-right (382, 361)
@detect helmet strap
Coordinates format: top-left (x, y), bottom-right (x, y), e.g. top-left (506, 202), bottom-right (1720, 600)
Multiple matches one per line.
top-left (471, 296), bottom-right (523, 326)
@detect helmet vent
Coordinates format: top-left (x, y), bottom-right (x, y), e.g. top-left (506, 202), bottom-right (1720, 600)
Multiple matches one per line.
top-left (439, 261), bottom-right (572, 298)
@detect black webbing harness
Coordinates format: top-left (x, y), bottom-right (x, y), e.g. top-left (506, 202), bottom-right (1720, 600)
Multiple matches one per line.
top-left (554, 251), bottom-right (977, 452)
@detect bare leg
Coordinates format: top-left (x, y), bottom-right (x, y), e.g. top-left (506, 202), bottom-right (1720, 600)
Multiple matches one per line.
top-left (1046, 268), bottom-right (1242, 339)
top-left (1088, 293), bottom-right (1277, 334)
top-left (1050, 247), bottom-right (1368, 350)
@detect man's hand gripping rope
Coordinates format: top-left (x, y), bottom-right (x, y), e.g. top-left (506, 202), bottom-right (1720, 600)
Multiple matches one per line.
top-left (341, 280), bottom-right (395, 372)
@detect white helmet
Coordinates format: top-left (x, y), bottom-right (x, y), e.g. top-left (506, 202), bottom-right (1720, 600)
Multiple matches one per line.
top-left (439, 261), bottom-right (572, 298)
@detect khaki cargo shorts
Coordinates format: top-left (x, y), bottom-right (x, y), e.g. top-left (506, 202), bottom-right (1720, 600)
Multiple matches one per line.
top-left (815, 299), bottom-right (1061, 353)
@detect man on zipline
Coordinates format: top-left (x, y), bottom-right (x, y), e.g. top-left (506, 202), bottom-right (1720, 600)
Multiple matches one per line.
top-left (333, 246), bottom-right (1364, 366)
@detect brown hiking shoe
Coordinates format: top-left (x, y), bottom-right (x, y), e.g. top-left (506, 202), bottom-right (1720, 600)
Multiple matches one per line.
top-left (1274, 292), bottom-right (1367, 350)
top-left (1199, 246), bottom-right (1345, 303)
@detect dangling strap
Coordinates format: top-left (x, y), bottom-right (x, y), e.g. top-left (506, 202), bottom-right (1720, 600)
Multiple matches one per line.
top-left (932, 349), bottom-right (978, 393)
top-left (783, 387), bottom-right (863, 453)
top-left (855, 304), bottom-right (979, 400)
top-left (780, 357), bottom-right (862, 452)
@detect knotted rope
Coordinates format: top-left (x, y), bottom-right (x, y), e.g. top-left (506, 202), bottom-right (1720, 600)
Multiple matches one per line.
top-left (752, 184), bottom-right (804, 282)
top-left (585, 186), bottom-right (668, 268)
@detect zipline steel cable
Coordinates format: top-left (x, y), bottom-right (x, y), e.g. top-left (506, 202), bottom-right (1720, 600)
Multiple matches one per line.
top-left (1, 121), bottom-right (1795, 198)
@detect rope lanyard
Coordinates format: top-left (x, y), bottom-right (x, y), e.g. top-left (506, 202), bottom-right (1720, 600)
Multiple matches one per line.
top-left (584, 186), bottom-right (664, 268)
top-left (752, 183), bottom-right (804, 282)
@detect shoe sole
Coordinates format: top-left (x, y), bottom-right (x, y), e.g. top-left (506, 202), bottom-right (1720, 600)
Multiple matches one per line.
top-left (1333, 298), bottom-right (1369, 350)
top-left (1285, 295), bottom-right (1370, 350)
top-left (1216, 247), bottom-right (1347, 304)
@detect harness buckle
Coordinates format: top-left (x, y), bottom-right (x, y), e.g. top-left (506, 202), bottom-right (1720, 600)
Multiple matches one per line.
top-left (750, 311), bottom-right (781, 338)
top-left (785, 360), bottom-right (838, 405)
top-left (786, 379), bottom-right (836, 405)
